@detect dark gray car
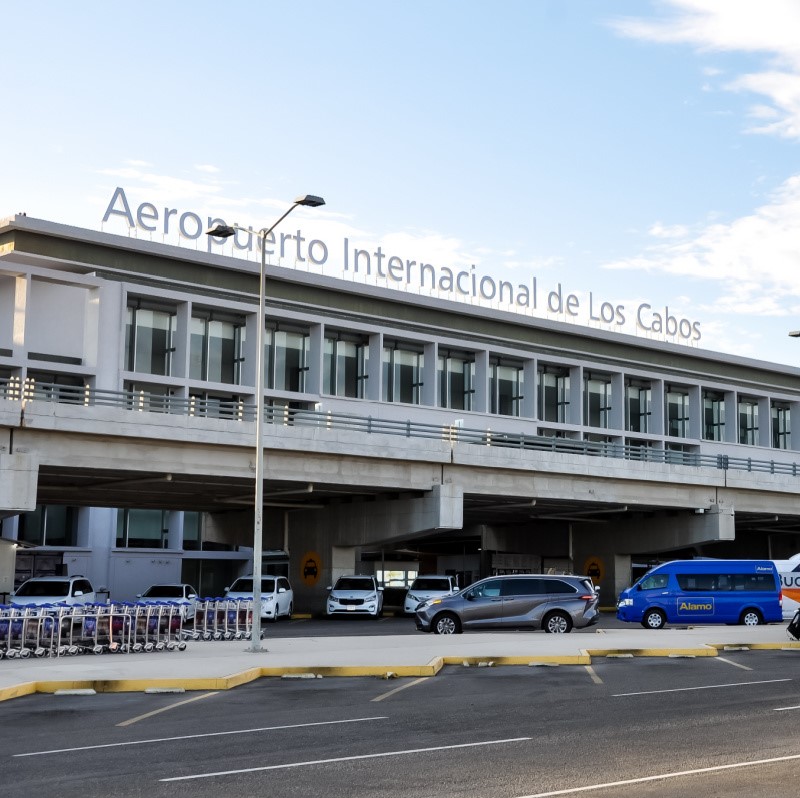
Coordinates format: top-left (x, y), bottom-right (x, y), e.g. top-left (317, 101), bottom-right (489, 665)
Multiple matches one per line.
top-left (414, 573), bottom-right (599, 634)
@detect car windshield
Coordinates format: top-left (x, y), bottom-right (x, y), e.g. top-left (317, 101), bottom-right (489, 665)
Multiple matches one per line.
top-left (16, 580), bottom-right (70, 597)
top-left (412, 578), bottom-right (452, 591)
top-left (229, 578), bottom-right (275, 593)
top-left (334, 578), bottom-right (373, 591)
top-left (142, 585), bottom-right (185, 598)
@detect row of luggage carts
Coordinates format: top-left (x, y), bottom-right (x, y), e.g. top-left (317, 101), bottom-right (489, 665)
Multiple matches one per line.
top-left (0, 598), bottom-right (255, 659)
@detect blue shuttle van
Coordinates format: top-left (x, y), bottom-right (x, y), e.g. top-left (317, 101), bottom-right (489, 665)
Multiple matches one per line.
top-left (616, 559), bottom-right (783, 629)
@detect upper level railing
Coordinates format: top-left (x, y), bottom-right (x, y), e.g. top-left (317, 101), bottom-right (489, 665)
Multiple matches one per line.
top-left (2, 376), bottom-right (800, 477)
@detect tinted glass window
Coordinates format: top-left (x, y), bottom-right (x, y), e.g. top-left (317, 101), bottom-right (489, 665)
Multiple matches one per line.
top-left (142, 585), bottom-right (184, 598)
top-left (501, 578), bottom-right (544, 596)
top-left (412, 578), bottom-right (452, 591)
top-left (17, 580), bottom-right (70, 597)
top-left (676, 573), bottom-right (776, 592)
top-left (334, 578), bottom-right (374, 591)
top-left (74, 580), bottom-right (93, 595)
top-left (230, 578), bottom-right (276, 593)
top-left (544, 579), bottom-right (577, 595)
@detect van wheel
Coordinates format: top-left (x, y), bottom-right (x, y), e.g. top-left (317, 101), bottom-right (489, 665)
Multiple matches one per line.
top-left (543, 611), bottom-right (572, 634)
top-left (433, 612), bottom-right (461, 635)
top-left (740, 609), bottom-right (762, 626)
top-left (642, 608), bottom-right (666, 629)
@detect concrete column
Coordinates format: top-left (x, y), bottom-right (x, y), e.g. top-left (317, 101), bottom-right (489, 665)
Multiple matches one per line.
top-left (522, 358), bottom-right (537, 419)
top-left (422, 342), bottom-right (436, 406)
top-left (13, 275), bottom-right (30, 354)
top-left (473, 350), bottom-right (489, 414)
top-left (367, 333), bottom-right (382, 401)
top-left (306, 323), bottom-right (323, 396)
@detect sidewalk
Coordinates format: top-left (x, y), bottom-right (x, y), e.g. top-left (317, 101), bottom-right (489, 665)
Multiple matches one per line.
top-left (1, 624), bottom-right (798, 702)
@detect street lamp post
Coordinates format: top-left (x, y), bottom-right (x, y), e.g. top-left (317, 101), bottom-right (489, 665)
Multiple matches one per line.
top-left (207, 194), bottom-right (325, 651)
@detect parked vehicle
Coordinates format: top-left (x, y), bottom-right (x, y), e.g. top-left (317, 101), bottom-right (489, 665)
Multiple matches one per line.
top-left (137, 583), bottom-right (199, 621)
top-left (415, 573), bottom-right (599, 634)
top-left (772, 553), bottom-right (800, 619)
top-left (403, 574), bottom-right (459, 615)
top-left (616, 559), bottom-right (783, 628)
top-left (224, 575), bottom-right (293, 621)
top-left (9, 575), bottom-right (97, 607)
top-left (326, 575), bottom-right (383, 618)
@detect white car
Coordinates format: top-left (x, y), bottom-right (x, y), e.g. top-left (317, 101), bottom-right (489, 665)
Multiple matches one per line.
top-left (326, 575), bottom-right (383, 618)
top-left (403, 575), bottom-right (459, 614)
top-left (224, 575), bottom-right (293, 621)
top-left (10, 575), bottom-right (97, 607)
top-left (137, 583), bottom-right (199, 621)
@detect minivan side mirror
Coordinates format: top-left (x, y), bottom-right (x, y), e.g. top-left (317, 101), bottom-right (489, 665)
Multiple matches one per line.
top-left (74, 590), bottom-right (84, 597)
top-left (465, 590), bottom-right (474, 601)
top-left (188, 593), bottom-right (197, 600)
top-left (278, 587), bottom-right (286, 594)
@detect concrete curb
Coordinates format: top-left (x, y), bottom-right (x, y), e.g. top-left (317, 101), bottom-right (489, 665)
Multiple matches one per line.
top-left (2, 642), bottom-right (797, 702)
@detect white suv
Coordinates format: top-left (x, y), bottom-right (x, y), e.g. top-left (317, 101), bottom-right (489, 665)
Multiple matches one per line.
top-left (404, 574), bottom-right (459, 615)
top-left (224, 575), bottom-right (294, 621)
top-left (10, 575), bottom-right (97, 607)
top-left (326, 575), bottom-right (383, 618)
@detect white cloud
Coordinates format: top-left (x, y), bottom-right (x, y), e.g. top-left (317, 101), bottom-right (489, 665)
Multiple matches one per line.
top-left (194, 164), bottom-right (220, 174)
top-left (648, 222), bottom-right (690, 238)
top-left (612, 0), bottom-right (800, 141)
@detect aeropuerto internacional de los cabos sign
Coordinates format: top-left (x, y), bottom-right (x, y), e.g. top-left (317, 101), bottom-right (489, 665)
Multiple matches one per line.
top-left (102, 186), bottom-right (702, 344)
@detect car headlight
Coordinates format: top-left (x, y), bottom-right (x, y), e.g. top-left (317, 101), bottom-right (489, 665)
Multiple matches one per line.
top-left (618, 598), bottom-right (633, 607)
top-left (407, 593), bottom-right (419, 602)
top-left (366, 593), bottom-right (377, 601)
top-left (418, 598), bottom-right (441, 611)
top-left (262, 595), bottom-right (274, 602)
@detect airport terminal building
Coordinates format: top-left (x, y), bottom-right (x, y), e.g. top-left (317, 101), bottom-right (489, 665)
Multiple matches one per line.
top-left (2, 210), bottom-right (800, 610)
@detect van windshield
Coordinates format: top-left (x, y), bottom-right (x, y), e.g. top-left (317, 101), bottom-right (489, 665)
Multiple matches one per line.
top-left (230, 578), bottom-right (276, 593)
top-left (411, 578), bottom-right (452, 591)
top-left (16, 580), bottom-right (70, 597)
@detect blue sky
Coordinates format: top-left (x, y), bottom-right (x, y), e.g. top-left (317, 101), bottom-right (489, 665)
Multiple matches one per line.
top-left (3, 1), bottom-right (800, 365)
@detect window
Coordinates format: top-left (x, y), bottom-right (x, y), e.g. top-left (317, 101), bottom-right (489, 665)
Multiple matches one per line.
top-left (116, 508), bottom-right (168, 548)
top-left (125, 382), bottom-right (177, 414)
top-left (18, 505), bottom-right (78, 546)
top-left (438, 351), bottom-right (475, 411)
top-left (703, 390), bottom-right (725, 441)
top-left (190, 313), bottom-right (245, 384)
top-left (738, 397), bottom-right (759, 446)
top-left (126, 303), bottom-right (177, 376)
top-left (639, 574), bottom-right (669, 590)
top-left (382, 342), bottom-right (423, 404)
top-left (676, 573), bottom-right (775, 592)
top-left (538, 366), bottom-right (569, 422)
top-left (267, 327), bottom-right (310, 392)
top-left (626, 380), bottom-right (651, 433)
top-left (324, 334), bottom-right (368, 398)
top-left (189, 392), bottom-right (244, 420)
top-left (584, 372), bottom-right (612, 428)
top-left (772, 403), bottom-right (791, 450)
top-left (665, 386), bottom-right (690, 438)
top-left (470, 578), bottom-right (503, 598)
top-left (490, 360), bottom-right (523, 416)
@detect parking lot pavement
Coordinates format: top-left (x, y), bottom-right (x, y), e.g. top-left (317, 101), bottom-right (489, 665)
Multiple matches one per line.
top-left (1, 617), bottom-right (797, 701)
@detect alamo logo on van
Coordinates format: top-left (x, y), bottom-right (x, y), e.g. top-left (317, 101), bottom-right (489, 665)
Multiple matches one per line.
top-left (677, 599), bottom-right (714, 614)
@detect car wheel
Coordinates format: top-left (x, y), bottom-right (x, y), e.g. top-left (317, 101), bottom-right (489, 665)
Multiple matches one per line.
top-left (641, 608), bottom-right (667, 629)
top-left (740, 609), bottom-right (762, 626)
top-left (433, 612), bottom-right (461, 635)
top-left (543, 611), bottom-right (573, 634)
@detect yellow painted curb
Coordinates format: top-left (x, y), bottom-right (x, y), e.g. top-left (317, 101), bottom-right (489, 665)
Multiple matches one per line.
top-left (584, 647), bottom-right (718, 658)
top-left (708, 642), bottom-right (800, 652)
top-left (442, 655), bottom-right (591, 666)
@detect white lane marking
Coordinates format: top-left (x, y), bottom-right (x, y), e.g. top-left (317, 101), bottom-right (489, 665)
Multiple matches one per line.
top-left (14, 716), bottom-right (388, 758)
top-left (161, 737), bottom-right (532, 782)
top-left (584, 666), bottom-right (603, 685)
top-left (117, 691), bottom-right (219, 727)
top-left (712, 656), bottom-right (753, 671)
top-left (613, 678), bottom-right (790, 697)
top-left (774, 705), bottom-right (800, 712)
top-left (372, 676), bottom-right (430, 702)
top-left (514, 752), bottom-right (800, 797)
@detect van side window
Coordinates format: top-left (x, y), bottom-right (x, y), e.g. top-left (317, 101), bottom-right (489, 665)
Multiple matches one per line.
top-left (473, 579), bottom-right (503, 597)
top-left (640, 574), bottom-right (668, 590)
top-left (501, 578), bottom-right (542, 596)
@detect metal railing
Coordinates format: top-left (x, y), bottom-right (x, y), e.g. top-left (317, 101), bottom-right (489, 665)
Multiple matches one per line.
top-left (2, 376), bottom-right (800, 477)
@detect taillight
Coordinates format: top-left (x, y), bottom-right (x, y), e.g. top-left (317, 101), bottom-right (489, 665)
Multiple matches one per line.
top-left (779, 591), bottom-right (783, 606)
top-left (579, 594), bottom-right (595, 601)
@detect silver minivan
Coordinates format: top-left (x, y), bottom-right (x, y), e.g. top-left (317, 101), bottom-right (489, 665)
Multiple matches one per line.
top-left (415, 573), bottom-right (599, 634)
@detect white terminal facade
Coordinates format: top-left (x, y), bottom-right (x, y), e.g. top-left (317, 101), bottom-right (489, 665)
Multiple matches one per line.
top-left (1, 213), bottom-right (800, 611)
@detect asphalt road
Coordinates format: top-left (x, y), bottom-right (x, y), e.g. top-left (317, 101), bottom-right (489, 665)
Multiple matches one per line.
top-left (2, 648), bottom-right (799, 797)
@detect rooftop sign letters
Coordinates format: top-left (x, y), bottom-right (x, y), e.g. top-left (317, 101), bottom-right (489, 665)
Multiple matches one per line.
top-left (103, 187), bottom-right (702, 343)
